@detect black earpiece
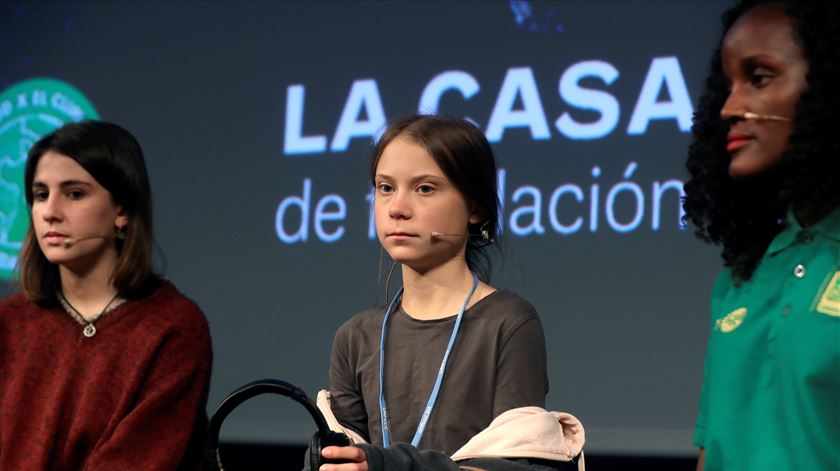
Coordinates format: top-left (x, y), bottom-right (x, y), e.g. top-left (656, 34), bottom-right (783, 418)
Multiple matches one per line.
top-left (207, 379), bottom-right (351, 470)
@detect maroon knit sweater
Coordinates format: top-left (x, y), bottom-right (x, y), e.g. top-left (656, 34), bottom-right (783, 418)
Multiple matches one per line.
top-left (0, 281), bottom-right (212, 470)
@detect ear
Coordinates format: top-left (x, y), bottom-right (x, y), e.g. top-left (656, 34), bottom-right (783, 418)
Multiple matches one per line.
top-left (468, 207), bottom-right (483, 225)
top-left (115, 207), bottom-right (129, 230)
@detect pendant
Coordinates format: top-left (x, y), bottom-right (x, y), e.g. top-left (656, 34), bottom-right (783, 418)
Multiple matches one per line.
top-left (83, 323), bottom-right (97, 338)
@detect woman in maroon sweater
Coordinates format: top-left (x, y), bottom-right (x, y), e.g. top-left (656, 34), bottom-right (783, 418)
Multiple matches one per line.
top-left (0, 121), bottom-right (212, 470)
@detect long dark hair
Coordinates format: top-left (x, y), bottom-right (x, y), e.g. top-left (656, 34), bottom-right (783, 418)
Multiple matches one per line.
top-left (19, 120), bottom-right (162, 305)
top-left (371, 115), bottom-right (500, 282)
top-left (683, 0), bottom-right (840, 282)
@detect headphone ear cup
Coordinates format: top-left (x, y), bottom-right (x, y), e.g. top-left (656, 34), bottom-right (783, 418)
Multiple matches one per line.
top-left (310, 430), bottom-right (354, 468)
top-left (309, 431), bottom-right (324, 470)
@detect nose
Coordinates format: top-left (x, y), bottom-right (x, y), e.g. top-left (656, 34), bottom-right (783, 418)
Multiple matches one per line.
top-left (388, 190), bottom-right (412, 220)
top-left (719, 85), bottom-right (745, 122)
top-left (39, 194), bottom-right (64, 223)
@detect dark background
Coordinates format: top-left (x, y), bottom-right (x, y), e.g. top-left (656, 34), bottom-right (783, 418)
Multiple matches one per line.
top-left (1, 1), bottom-right (730, 467)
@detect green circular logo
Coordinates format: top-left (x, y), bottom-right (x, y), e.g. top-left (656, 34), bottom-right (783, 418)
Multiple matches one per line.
top-left (0, 78), bottom-right (99, 280)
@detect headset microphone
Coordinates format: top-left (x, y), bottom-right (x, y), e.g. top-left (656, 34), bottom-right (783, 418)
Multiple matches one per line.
top-left (62, 235), bottom-right (112, 248)
top-left (431, 221), bottom-right (494, 243)
top-left (741, 111), bottom-right (792, 123)
top-left (431, 229), bottom-right (494, 243)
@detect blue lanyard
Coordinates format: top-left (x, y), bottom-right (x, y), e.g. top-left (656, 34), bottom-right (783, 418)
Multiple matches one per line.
top-left (378, 272), bottom-right (479, 448)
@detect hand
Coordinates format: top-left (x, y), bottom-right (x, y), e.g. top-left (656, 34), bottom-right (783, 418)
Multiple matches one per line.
top-left (318, 446), bottom-right (368, 471)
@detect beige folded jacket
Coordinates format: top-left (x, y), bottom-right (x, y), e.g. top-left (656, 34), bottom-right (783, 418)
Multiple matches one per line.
top-left (316, 390), bottom-right (585, 471)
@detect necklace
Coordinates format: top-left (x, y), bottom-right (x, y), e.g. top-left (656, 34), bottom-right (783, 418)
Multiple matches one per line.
top-left (57, 291), bottom-right (124, 338)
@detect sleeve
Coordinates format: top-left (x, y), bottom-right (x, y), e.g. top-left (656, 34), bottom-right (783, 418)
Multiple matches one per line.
top-left (492, 316), bottom-right (549, 418)
top-left (359, 443), bottom-right (462, 471)
top-left (694, 351), bottom-right (711, 447)
top-left (328, 321), bottom-right (371, 442)
top-left (85, 312), bottom-right (213, 471)
top-left (694, 269), bottom-right (730, 448)
top-left (361, 444), bottom-right (559, 471)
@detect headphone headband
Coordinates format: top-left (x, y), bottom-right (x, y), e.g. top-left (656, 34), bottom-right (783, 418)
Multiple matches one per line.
top-left (207, 379), bottom-right (333, 469)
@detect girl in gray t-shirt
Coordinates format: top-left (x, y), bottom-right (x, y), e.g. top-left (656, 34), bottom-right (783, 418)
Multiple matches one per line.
top-left (319, 115), bottom-right (549, 470)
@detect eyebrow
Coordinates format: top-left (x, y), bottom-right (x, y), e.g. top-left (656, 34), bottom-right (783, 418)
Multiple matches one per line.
top-left (742, 54), bottom-right (776, 65)
top-left (32, 180), bottom-right (95, 189)
top-left (375, 173), bottom-right (447, 183)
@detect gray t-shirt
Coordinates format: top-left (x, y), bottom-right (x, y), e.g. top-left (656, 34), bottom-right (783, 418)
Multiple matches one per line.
top-left (329, 290), bottom-right (548, 455)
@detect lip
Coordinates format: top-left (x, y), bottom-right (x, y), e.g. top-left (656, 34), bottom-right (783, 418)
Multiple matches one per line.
top-left (726, 132), bottom-right (753, 153)
top-left (387, 231), bottom-right (418, 240)
top-left (43, 231), bottom-right (68, 245)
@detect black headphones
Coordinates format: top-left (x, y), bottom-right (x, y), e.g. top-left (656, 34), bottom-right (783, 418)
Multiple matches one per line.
top-left (208, 379), bottom-right (352, 470)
